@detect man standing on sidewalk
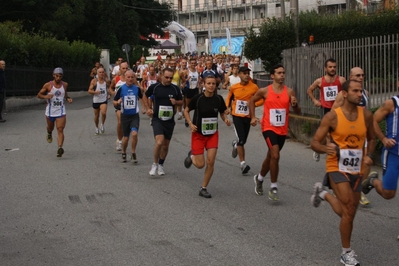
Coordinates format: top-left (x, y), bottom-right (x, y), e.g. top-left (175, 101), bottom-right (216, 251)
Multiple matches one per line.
top-left (0, 60), bottom-right (6, 123)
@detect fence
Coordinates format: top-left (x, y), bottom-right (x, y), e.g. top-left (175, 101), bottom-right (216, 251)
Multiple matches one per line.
top-left (5, 66), bottom-right (92, 97)
top-left (283, 34), bottom-right (399, 117)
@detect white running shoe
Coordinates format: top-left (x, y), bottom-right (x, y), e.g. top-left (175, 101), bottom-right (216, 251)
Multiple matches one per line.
top-left (116, 140), bottom-right (122, 151)
top-left (311, 182), bottom-right (323, 208)
top-left (157, 164), bottom-right (165, 176)
top-left (149, 163), bottom-right (157, 176)
top-left (95, 128), bottom-right (99, 135)
top-left (100, 124), bottom-right (105, 134)
top-left (340, 250), bottom-right (360, 266)
top-left (313, 151), bottom-right (320, 162)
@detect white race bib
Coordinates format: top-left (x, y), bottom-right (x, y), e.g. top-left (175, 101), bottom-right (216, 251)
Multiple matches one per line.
top-left (158, 105), bottom-right (173, 121)
top-left (235, 100), bottom-right (249, 115)
top-left (270, 108), bottom-right (286, 126)
top-left (124, 96), bottom-right (136, 109)
top-left (324, 86), bottom-right (338, 101)
top-left (338, 149), bottom-right (362, 173)
top-left (201, 117), bottom-right (217, 135)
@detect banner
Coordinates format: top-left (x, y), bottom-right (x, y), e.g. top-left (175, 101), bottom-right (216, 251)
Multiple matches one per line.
top-left (210, 36), bottom-right (245, 55)
top-left (165, 21), bottom-right (197, 53)
top-left (226, 28), bottom-right (232, 54)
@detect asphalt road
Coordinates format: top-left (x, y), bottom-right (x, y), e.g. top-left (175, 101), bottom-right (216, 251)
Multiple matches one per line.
top-left (0, 90), bottom-right (398, 266)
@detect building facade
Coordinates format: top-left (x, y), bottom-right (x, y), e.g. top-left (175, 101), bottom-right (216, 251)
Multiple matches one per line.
top-left (158, 0), bottom-right (385, 53)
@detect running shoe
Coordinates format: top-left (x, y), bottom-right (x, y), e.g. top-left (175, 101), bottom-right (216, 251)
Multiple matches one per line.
top-left (362, 171), bottom-right (378, 194)
top-left (184, 151), bottom-right (192, 168)
top-left (268, 188), bottom-right (279, 201)
top-left (46, 132), bottom-right (52, 143)
top-left (116, 140), bottom-right (122, 151)
top-left (310, 182), bottom-right (323, 207)
top-left (340, 250), bottom-right (360, 266)
top-left (199, 188), bottom-right (212, 198)
top-left (254, 175), bottom-right (263, 196)
top-left (157, 164), bottom-right (165, 176)
top-left (122, 153), bottom-right (127, 163)
top-left (57, 147), bottom-right (64, 157)
top-left (100, 124), bottom-right (105, 134)
top-left (241, 163), bottom-right (250, 174)
top-left (131, 153), bottom-right (137, 163)
top-left (95, 128), bottom-right (99, 135)
top-left (359, 192), bottom-right (370, 205)
top-left (149, 163), bottom-right (157, 176)
top-left (313, 151), bottom-right (320, 162)
top-left (231, 140), bottom-right (238, 158)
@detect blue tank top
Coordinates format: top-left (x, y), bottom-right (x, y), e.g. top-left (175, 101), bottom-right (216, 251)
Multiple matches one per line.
top-left (384, 95), bottom-right (399, 155)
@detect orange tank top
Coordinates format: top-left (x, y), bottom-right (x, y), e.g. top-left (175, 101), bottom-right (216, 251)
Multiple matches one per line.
top-left (261, 85), bottom-right (290, 135)
top-left (326, 107), bottom-right (366, 174)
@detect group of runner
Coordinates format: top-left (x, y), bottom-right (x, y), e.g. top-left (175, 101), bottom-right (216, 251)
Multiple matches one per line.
top-left (36, 56), bottom-right (398, 266)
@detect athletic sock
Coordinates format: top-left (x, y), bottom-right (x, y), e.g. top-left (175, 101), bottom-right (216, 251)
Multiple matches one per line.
top-left (342, 247), bottom-right (351, 254)
top-left (271, 183), bottom-right (277, 189)
top-left (158, 158), bottom-right (165, 165)
top-left (319, 190), bottom-right (328, 200)
top-left (257, 174), bottom-right (264, 182)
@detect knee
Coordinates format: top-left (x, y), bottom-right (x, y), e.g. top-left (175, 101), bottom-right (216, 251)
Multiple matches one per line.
top-left (238, 139), bottom-right (246, 146)
top-left (270, 152), bottom-right (280, 161)
top-left (382, 191), bottom-right (396, 200)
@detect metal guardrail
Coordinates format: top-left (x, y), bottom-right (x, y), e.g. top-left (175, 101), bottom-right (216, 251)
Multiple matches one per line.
top-left (5, 66), bottom-right (92, 97)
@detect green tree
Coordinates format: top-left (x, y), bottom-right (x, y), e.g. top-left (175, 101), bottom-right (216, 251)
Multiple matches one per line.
top-left (244, 17), bottom-right (296, 72)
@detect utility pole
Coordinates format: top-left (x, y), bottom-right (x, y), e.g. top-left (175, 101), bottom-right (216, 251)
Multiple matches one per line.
top-left (280, 0), bottom-right (285, 19)
top-left (291, 0), bottom-right (299, 46)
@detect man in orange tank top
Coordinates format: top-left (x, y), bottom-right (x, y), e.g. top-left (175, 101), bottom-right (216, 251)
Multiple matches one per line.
top-left (310, 80), bottom-right (376, 266)
top-left (307, 58), bottom-right (346, 162)
top-left (249, 64), bottom-right (301, 201)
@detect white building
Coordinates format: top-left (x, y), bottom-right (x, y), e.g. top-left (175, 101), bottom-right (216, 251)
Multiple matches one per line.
top-left (158, 0), bottom-right (383, 53)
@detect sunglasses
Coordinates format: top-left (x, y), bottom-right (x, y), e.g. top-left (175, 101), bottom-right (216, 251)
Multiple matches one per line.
top-left (355, 74), bottom-right (365, 77)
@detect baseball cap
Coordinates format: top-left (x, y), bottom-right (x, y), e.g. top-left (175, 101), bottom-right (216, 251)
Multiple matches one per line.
top-left (238, 66), bottom-right (251, 73)
top-left (53, 67), bottom-right (63, 75)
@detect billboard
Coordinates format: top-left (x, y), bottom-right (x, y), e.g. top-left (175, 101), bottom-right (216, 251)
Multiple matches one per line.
top-left (210, 36), bottom-right (245, 55)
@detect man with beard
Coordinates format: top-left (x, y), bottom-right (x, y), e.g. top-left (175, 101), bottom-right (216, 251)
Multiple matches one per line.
top-left (307, 58), bottom-right (346, 162)
top-left (310, 80), bottom-right (375, 266)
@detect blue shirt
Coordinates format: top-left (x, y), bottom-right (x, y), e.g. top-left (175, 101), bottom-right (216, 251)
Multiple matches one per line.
top-left (114, 84), bottom-right (142, 115)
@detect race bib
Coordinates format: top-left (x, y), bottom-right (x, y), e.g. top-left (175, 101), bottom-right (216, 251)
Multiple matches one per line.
top-left (270, 108), bottom-right (286, 126)
top-left (124, 96), bottom-right (136, 109)
top-left (338, 149), bottom-right (362, 173)
top-left (324, 86), bottom-right (338, 101)
top-left (158, 105), bottom-right (173, 121)
top-left (52, 98), bottom-right (64, 107)
top-left (235, 100), bottom-right (249, 115)
top-left (100, 88), bottom-right (106, 94)
top-left (202, 117), bottom-right (217, 135)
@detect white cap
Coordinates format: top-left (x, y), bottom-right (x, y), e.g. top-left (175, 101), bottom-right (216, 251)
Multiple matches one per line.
top-left (53, 67), bottom-right (63, 74)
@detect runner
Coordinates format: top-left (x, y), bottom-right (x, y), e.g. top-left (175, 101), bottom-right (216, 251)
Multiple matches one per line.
top-left (200, 59), bottom-right (221, 92)
top-left (88, 67), bottom-right (110, 135)
top-left (332, 67), bottom-right (371, 205)
top-left (226, 66), bottom-right (262, 174)
top-left (222, 64), bottom-right (241, 90)
top-left (249, 64), bottom-right (301, 201)
top-left (109, 61), bottom-right (128, 151)
top-left (141, 65), bottom-right (159, 92)
top-left (169, 59), bottom-right (185, 120)
top-left (362, 94), bottom-right (399, 200)
top-left (183, 58), bottom-right (200, 127)
top-left (183, 75), bottom-right (231, 198)
top-left (307, 58), bottom-right (346, 162)
top-left (143, 68), bottom-right (183, 176)
top-left (310, 79), bottom-right (375, 266)
top-left (136, 56), bottom-right (148, 85)
top-left (113, 70), bottom-right (143, 163)
top-left (37, 67), bottom-right (73, 157)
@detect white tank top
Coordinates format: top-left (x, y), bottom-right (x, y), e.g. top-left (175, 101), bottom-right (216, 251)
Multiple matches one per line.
top-left (147, 73), bottom-right (158, 89)
top-left (229, 75), bottom-right (241, 86)
top-left (188, 70), bottom-right (199, 89)
top-left (93, 80), bottom-right (108, 103)
top-left (45, 81), bottom-right (66, 117)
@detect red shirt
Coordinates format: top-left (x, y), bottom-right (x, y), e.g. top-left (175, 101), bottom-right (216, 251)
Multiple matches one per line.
top-left (320, 76), bottom-right (342, 108)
